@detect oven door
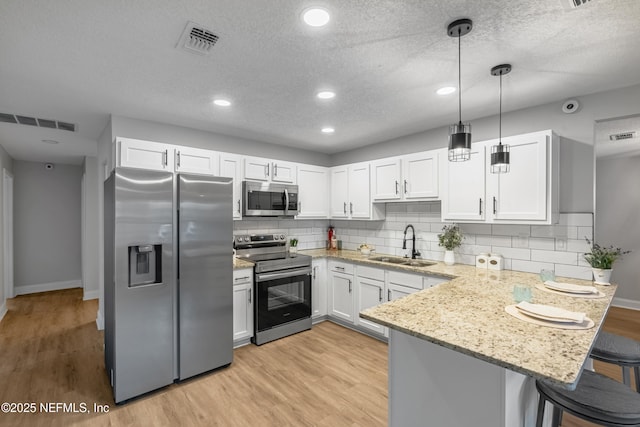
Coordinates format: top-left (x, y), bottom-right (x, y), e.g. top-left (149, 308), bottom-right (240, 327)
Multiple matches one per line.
top-left (255, 267), bottom-right (311, 332)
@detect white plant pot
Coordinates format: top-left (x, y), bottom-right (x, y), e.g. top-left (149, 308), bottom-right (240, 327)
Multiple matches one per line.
top-left (592, 268), bottom-right (612, 285)
top-left (289, 246), bottom-right (297, 254)
top-left (444, 250), bottom-right (455, 266)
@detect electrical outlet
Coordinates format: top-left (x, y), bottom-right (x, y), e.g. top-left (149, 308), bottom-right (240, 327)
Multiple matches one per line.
top-left (556, 239), bottom-right (567, 250)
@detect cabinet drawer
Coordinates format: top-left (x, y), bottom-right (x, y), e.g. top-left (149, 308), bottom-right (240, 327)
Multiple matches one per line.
top-left (233, 269), bottom-right (253, 285)
top-left (388, 270), bottom-right (423, 290)
top-left (423, 275), bottom-right (449, 289)
top-left (328, 261), bottom-right (354, 275)
top-left (357, 265), bottom-right (385, 281)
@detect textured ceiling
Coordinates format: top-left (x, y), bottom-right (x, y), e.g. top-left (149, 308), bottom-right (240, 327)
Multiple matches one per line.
top-left (1, 0), bottom-right (640, 164)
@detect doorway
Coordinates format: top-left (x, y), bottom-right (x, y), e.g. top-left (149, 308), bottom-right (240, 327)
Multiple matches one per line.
top-left (3, 169), bottom-right (14, 300)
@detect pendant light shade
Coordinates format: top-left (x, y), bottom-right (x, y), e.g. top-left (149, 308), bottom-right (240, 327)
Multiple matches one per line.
top-left (447, 19), bottom-right (473, 162)
top-left (490, 64), bottom-right (512, 174)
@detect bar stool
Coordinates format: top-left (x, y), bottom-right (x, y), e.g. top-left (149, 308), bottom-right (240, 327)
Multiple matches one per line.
top-left (535, 370), bottom-right (640, 427)
top-left (591, 331), bottom-right (640, 392)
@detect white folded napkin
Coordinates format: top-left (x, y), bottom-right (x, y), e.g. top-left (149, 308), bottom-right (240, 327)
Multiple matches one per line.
top-left (515, 301), bottom-right (586, 323)
top-left (543, 280), bottom-right (597, 294)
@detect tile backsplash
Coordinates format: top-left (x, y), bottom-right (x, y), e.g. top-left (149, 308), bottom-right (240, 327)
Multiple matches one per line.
top-left (234, 202), bottom-right (594, 281)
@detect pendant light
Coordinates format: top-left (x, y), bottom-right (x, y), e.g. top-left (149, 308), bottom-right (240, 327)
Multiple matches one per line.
top-left (490, 64), bottom-right (512, 174)
top-left (447, 19), bottom-right (473, 162)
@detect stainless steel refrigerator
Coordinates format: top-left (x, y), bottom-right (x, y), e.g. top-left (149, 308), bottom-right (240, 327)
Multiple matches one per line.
top-left (104, 168), bottom-right (233, 404)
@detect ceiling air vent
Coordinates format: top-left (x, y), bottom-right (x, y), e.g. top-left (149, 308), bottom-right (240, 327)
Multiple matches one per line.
top-left (177, 21), bottom-right (219, 55)
top-left (561, 0), bottom-right (593, 9)
top-left (609, 131), bottom-right (636, 141)
top-left (0, 113), bottom-right (76, 132)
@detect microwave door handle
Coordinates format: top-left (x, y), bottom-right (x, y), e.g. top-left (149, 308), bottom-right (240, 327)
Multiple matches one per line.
top-left (284, 188), bottom-right (289, 215)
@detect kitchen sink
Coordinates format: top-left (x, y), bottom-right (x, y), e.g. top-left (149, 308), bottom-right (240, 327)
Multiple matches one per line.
top-left (369, 256), bottom-right (436, 268)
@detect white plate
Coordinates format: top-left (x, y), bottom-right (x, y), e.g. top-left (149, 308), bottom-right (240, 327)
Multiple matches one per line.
top-left (505, 305), bottom-right (595, 330)
top-left (535, 284), bottom-right (605, 299)
top-left (543, 280), bottom-right (597, 294)
top-left (515, 301), bottom-right (585, 323)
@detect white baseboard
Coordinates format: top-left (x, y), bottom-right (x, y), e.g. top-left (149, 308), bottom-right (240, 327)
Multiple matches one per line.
top-left (83, 289), bottom-right (99, 301)
top-left (612, 297), bottom-right (640, 311)
top-left (96, 309), bottom-right (104, 330)
top-left (15, 280), bottom-right (82, 296)
top-left (0, 302), bottom-right (7, 323)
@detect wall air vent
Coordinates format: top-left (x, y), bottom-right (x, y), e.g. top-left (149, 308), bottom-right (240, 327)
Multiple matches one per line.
top-left (0, 113), bottom-right (76, 132)
top-left (561, 0), bottom-right (593, 9)
top-left (609, 131), bottom-right (636, 141)
top-left (177, 21), bottom-right (219, 55)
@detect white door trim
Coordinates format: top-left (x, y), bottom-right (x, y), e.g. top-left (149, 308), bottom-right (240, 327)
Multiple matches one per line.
top-left (3, 169), bottom-right (14, 300)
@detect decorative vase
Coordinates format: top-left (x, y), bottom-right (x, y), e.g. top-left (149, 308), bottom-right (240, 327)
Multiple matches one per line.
top-left (592, 268), bottom-right (612, 285)
top-left (444, 250), bottom-right (455, 266)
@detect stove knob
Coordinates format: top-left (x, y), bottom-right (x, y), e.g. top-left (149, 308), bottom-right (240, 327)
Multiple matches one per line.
top-left (274, 235), bottom-right (279, 240)
top-left (280, 234), bottom-right (285, 240)
top-left (243, 237), bottom-right (249, 242)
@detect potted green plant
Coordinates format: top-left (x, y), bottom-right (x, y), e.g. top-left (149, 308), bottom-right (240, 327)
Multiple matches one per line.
top-left (289, 238), bottom-right (299, 253)
top-left (583, 238), bottom-right (630, 285)
top-left (438, 224), bottom-right (464, 265)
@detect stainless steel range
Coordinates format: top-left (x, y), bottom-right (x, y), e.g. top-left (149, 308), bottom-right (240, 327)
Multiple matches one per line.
top-left (234, 234), bottom-right (312, 345)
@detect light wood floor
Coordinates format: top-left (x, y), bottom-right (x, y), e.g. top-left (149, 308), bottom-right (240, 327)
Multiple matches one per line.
top-left (0, 289), bottom-right (637, 427)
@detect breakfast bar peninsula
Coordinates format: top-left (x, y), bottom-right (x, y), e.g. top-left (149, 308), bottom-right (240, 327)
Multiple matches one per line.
top-left (360, 266), bottom-right (616, 427)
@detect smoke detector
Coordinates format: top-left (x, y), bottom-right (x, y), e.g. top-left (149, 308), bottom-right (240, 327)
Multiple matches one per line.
top-left (561, 0), bottom-right (593, 9)
top-left (609, 131), bottom-right (637, 141)
top-left (176, 21), bottom-right (219, 55)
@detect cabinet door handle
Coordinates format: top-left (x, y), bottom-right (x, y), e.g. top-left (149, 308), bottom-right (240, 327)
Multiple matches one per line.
top-left (235, 276), bottom-right (250, 282)
top-left (313, 266), bottom-right (317, 279)
top-left (343, 202), bottom-right (347, 214)
top-left (163, 149), bottom-right (168, 166)
top-left (395, 180), bottom-right (399, 195)
top-left (298, 201), bottom-right (301, 213)
top-left (493, 196), bottom-right (497, 214)
top-left (265, 164), bottom-right (269, 177)
top-left (378, 287), bottom-right (383, 302)
top-left (336, 266), bottom-right (345, 271)
top-left (348, 280), bottom-right (352, 293)
top-left (274, 164), bottom-right (278, 176)
top-left (237, 200), bottom-right (241, 214)
top-left (404, 180), bottom-right (408, 194)
top-left (479, 198), bottom-right (483, 215)
top-left (387, 289), bottom-right (391, 301)
top-left (248, 288), bottom-right (252, 303)
top-left (176, 151), bottom-right (181, 167)
top-left (350, 202), bottom-right (353, 215)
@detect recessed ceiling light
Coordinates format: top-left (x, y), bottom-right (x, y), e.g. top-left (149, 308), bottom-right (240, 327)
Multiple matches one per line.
top-left (436, 86), bottom-right (456, 95)
top-left (317, 91), bottom-right (336, 99)
top-left (303, 8), bottom-right (330, 27)
top-left (321, 127), bottom-right (335, 134)
top-left (41, 139), bottom-right (59, 144)
top-left (213, 99), bottom-right (231, 107)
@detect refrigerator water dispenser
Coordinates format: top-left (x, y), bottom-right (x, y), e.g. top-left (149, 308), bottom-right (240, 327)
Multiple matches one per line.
top-left (128, 244), bottom-right (162, 286)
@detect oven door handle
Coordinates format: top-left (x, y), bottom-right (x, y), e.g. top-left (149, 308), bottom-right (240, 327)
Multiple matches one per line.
top-left (256, 267), bottom-right (312, 282)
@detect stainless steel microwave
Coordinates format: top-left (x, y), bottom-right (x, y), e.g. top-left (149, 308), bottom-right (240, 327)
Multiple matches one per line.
top-left (242, 181), bottom-right (299, 217)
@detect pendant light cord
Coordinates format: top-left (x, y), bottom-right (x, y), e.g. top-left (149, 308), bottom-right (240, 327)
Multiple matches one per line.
top-left (499, 71), bottom-right (502, 144)
top-left (457, 29), bottom-right (462, 125)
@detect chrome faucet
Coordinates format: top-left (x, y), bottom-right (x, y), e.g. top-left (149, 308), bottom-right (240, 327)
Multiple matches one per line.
top-left (402, 224), bottom-right (420, 259)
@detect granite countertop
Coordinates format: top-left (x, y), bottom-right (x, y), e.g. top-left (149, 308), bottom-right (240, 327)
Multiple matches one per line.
top-left (302, 249), bottom-right (616, 387)
top-left (233, 258), bottom-right (254, 269)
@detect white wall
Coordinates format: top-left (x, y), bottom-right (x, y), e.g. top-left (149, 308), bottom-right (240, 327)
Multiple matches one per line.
top-left (13, 161), bottom-right (83, 293)
top-left (82, 157), bottom-right (100, 300)
top-left (596, 154), bottom-right (640, 306)
top-left (0, 145), bottom-right (14, 321)
top-left (111, 115), bottom-right (331, 167)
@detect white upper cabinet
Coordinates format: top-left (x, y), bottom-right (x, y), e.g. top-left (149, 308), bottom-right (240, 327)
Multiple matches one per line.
top-left (403, 151), bottom-right (439, 199)
top-left (117, 137), bottom-right (218, 175)
top-left (243, 156), bottom-right (296, 184)
top-left (220, 153), bottom-right (244, 219)
top-left (372, 158), bottom-right (402, 200)
top-left (442, 145), bottom-right (486, 222)
top-left (330, 162), bottom-right (383, 220)
top-left (296, 164), bottom-right (329, 218)
top-left (174, 146), bottom-right (219, 175)
top-left (118, 137), bottom-right (174, 172)
top-left (441, 129), bottom-right (558, 224)
top-left (372, 150), bottom-right (439, 202)
top-left (487, 131), bottom-right (557, 222)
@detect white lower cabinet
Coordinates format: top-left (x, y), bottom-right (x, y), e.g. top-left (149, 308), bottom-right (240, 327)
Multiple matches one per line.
top-left (356, 266), bottom-right (386, 335)
top-left (312, 259), bottom-right (327, 319)
top-left (328, 261), bottom-right (355, 323)
top-left (387, 282), bottom-right (418, 301)
top-left (232, 269), bottom-right (253, 343)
